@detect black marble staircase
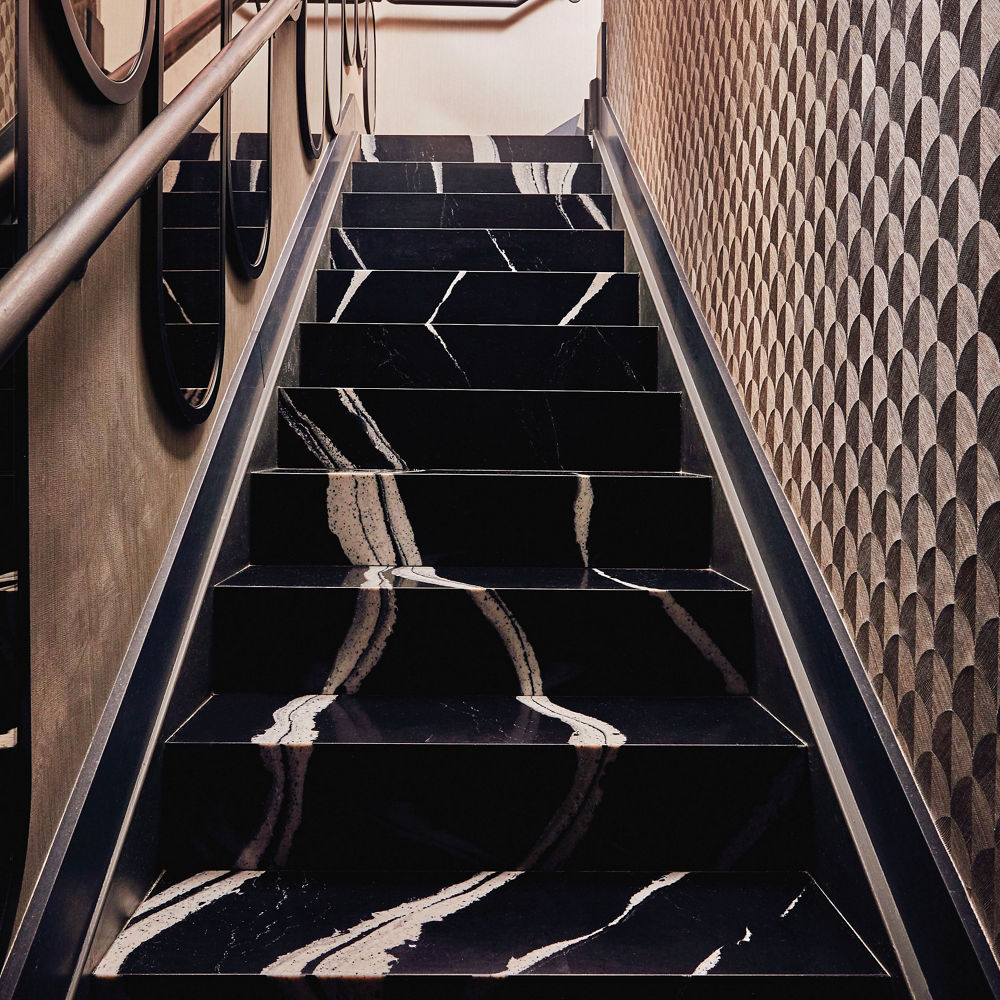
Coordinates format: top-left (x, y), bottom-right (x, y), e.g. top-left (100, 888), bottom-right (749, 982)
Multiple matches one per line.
top-left (93, 134), bottom-right (891, 998)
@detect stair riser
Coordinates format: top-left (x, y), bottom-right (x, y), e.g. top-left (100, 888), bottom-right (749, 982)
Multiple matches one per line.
top-left (277, 388), bottom-right (681, 472)
top-left (316, 272), bottom-right (639, 326)
top-left (235, 133), bottom-right (268, 159)
top-left (351, 161), bottom-right (604, 194)
top-left (95, 977), bottom-right (890, 999)
top-left (250, 473), bottom-right (712, 568)
top-left (162, 192), bottom-right (221, 228)
top-left (162, 230), bottom-right (220, 269)
top-left (165, 326), bottom-right (220, 385)
top-left (342, 194), bottom-right (612, 230)
top-left (163, 743), bottom-right (809, 872)
top-left (361, 135), bottom-right (594, 163)
top-left (232, 190), bottom-right (268, 227)
top-left (173, 133), bottom-right (219, 159)
top-left (297, 324), bottom-right (658, 390)
top-left (330, 228), bottom-right (625, 272)
top-left (213, 585), bottom-right (753, 696)
top-left (162, 274), bottom-right (221, 325)
top-left (164, 161), bottom-right (222, 193)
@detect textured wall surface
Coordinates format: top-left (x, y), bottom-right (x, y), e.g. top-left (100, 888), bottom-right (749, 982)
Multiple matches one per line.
top-left (0, 0), bottom-right (14, 128)
top-left (605, 0), bottom-right (1000, 954)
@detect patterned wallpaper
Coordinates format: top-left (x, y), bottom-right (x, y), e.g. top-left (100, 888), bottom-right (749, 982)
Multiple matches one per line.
top-left (604, 0), bottom-right (1000, 955)
top-left (0, 0), bottom-right (14, 129)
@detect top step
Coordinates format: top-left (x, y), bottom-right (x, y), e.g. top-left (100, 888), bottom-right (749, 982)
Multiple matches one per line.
top-left (361, 134), bottom-right (595, 164)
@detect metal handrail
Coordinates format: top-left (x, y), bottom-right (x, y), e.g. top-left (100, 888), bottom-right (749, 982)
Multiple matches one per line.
top-left (0, 0), bottom-right (297, 370)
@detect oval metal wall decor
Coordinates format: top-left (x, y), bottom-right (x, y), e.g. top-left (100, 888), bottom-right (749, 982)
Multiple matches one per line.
top-left (325, 0), bottom-right (346, 134)
top-left (296, 0), bottom-right (327, 158)
top-left (226, 0), bottom-right (272, 278)
top-left (361, 0), bottom-right (375, 133)
top-left (144, 0), bottom-right (227, 423)
top-left (58, 0), bottom-right (156, 103)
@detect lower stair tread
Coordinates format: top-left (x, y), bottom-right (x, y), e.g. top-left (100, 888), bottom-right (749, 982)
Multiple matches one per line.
top-left (170, 694), bottom-right (800, 748)
top-left (219, 564), bottom-right (746, 592)
top-left (94, 869), bottom-right (887, 983)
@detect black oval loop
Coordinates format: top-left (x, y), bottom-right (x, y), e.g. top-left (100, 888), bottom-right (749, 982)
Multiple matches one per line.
top-left (351, 0), bottom-right (361, 68)
top-left (326, 0), bottom-right (347, 134)
top-left (362, 0), bottom-right (375, 133)
top-left (58, 0), bottom-right (156, 104)
top-left (296, 0), bottom-right (327, 158)
top-left (226, 0), bottom-right (271, 278)
top-left (145, 0), bottom-right (226, 424)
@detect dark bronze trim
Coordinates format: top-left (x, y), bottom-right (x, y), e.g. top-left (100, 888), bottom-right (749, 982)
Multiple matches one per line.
top-left (0, 0), bottom-right (30, 964)
top-left (57, 0), bottom-right (156, 103)
top-left (362, 0), bottom-right (376, 133)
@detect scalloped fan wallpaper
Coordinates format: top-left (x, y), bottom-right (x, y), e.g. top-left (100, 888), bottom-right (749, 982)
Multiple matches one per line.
top-left (0, 0), bottom-right (14, 128)
top-left (604, 0), bottom-right (1000, 952)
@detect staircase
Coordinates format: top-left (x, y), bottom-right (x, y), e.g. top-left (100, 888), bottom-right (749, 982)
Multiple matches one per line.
top-left (93, 134), bottom-right (891, 997)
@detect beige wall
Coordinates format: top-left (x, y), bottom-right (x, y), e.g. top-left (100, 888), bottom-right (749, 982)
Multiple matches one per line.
top-left (20, 3), bottom-right (321, 923)
top-left (307, 0), bottom-right (602, 135)
top-left (605, 0), bottom-right (1000, 958)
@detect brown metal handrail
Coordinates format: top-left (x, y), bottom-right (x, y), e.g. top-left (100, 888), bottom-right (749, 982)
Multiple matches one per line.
top-left (0, 0), bottom-right (298, 368)
top-left (109, 0), bottom-right (252, 82)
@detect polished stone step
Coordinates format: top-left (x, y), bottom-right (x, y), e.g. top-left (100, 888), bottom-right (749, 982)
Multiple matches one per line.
top-left (162, 191), bottom-right (221, 228)
top-left (163, 160), bottom-right (223, 193)
top-left (173, 132), bottom-right (220, 160)
top-left (234, 132), bottom-right (268, 159)
top-left (329, 228), bottom-right (624, 271)
top-left (249, 471), bottom-right (712, 568)
top-left (161, 272), bottom-right (221, 325)
top-left (168, 159), bottom-right (268, 193)
top-left (277, 388), bottom-right (680, 472)
top-left (93, 870), bottom-right (889, 997)
top-left (316, 271), bottom-right (639, 326)
top-left (162, 228), bottom-right (220, 269)
top-left (342, 193), bottom-right (611, 230)
top-left (361, 134), bottom-right (595, 164)
top-left (231, 158), bottom-right (268, 192)
top-left (213, 565), bottom-right (753, 697)
top-left (351, 160), bottom-right (604, 194)
top-left (161, 694), bottom-right (807, 872)
top-left (297, 323), bottom-right (658, 390)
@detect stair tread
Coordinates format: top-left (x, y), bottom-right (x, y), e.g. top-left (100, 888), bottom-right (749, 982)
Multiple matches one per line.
top-left (351, 161), bottom-right (604, 195)
top-left (170, 694), bottom-right (800, 747)
top-left (330, 227), bottom-right (625, 272)
top-left (317, 270), bottom-right (638, 326)
top-left (361, 134), bottom-right (594, 164)
top-left (257, 469), bottom-right (707, 478)
top-left (95, 869), bottom-right (885, 980)
top-left (342, 192), bottom-right (612, 231)
top-left (219, 565), bottom-right (746, 592)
